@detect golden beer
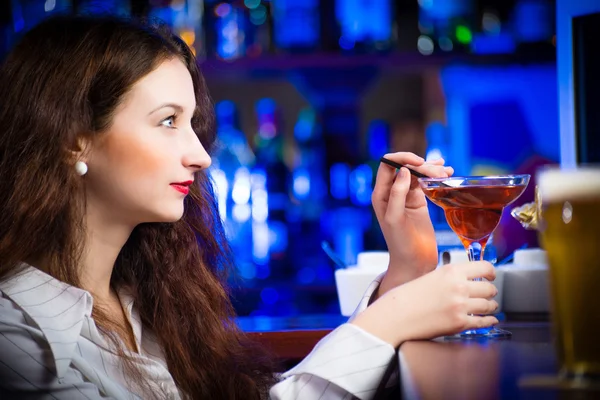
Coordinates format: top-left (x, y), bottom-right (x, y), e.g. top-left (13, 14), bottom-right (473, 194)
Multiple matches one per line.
top-left (538, 168), bottom-right (600, 379)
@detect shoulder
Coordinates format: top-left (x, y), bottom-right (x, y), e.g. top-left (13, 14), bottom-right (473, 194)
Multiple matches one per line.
top-left (0, 291), bottom-right (49, 350)
top-left (0, 267), bottom-right (92, 379)
top-left (0, 291), bottom-right (56, 380)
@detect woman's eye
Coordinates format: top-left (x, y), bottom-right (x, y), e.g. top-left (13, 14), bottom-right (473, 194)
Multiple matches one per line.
top-left (161, 115), bottom-right (176, 128)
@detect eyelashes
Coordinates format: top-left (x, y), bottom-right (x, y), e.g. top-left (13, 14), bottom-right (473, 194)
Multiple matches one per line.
top-left (160, 114), bottom-right (178, 129)
top-left (160, 112), bottom-right (200, 130)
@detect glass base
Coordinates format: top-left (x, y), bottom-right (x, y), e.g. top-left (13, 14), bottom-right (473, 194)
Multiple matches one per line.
top-left (444, 326), bottom-right (512, 340)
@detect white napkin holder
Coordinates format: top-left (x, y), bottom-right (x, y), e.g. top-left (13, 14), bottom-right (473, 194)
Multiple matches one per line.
top-left (499, 248), bottom-right (550, 313)
top-left (335, 252), bottom-right (389, 317)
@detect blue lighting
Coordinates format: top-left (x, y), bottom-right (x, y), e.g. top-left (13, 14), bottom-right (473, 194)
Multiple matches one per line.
top-left (268, 221), bottom-right (288, 253)
top-left (292, 168), bottom-right (311, 199)
top-left (349, 164), bottom-right (373, 206)
top-left (272, 0), bottom-right (319, 48)
top-left (336, 0), bottom-right (392, 43)
top-left (338, 36), bottom-right (355, 50)
top-left (215, 5), bottom-right (246, 60)
top-left (256, 98), bottom-right (276, 116)
top-left (297, 267), bottom-right (317, 284)
top-left (330, 163), bottom-right (350, 200)
top-left (250, 5), bottom-right (268, 25)
top-left (418, 0), bottom-right (471, 20)
top-left (514, 0), bottom-right (553, 43)
top-left (260, 287), bottom-right (279, 305)
top-left (367, 121), bottom-right (389, 159)
top-left (252, 222), bottom-right (270, 265)
top-left (332, 208), bottom-right (365, 267)
top-left (294, 108), bottom-right (317, 142)
top-left (216, 100), bottom-right (236, 121)
top-left (232, 168), bottom-right (251, 205)
top-left (232, 203), bottom-right (251, 223)
top-left (238, 262), bottom-right (256, 280)
top-left (255, 264), bottom-right (271, 279)
top-left (209, 168), bottom-right (228, 220)
top-left (472, 33), bottom-right (516, 55)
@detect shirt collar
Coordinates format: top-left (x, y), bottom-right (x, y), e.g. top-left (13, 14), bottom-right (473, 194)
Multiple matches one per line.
top-left (0, 264), bottom-right (94, 378)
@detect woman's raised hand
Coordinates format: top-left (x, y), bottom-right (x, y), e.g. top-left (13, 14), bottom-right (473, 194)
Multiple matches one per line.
top-left (371, 152), bottom-right (453, 297)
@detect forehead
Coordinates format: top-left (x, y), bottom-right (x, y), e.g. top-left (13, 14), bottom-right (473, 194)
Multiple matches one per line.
top-left (120, 58), bottom-right (196, 112)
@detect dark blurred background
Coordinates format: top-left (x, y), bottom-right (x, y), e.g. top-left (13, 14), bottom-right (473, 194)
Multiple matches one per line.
top-left (0, 0), bottom-right (559, 319)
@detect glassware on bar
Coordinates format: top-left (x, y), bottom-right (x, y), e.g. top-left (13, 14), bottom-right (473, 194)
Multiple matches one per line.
top-left (418, 175), bottom-right (530, 338)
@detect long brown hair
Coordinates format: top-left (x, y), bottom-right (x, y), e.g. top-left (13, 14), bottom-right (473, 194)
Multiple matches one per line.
top-left (0, 15), bottom-right (275, 399)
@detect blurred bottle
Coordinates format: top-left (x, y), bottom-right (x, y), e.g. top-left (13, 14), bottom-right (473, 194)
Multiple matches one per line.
top-left (204, 1), bottom-right (247, 60)
top-left (335, 0), bottom-right (395, 53)
top-left (291, 107), bottom-right (326, 221)
top-left (149, 0), bottom-right (205, 58)
top-left (253, 99), bottom-right (290, 275)
top-left (203, 0), bottom-right (273, 59)
top-left (271, 0), bottom-right (320, 52)
top-left (417, 0), bottom-right (474, 55)
top-left (212, 101), bottom-right (255, 277)
top-left (243, 0), bottom-right (273, 58)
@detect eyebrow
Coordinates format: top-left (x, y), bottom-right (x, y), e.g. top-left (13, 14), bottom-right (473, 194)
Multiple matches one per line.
top-left (148, 103), bottom-right (185, 115)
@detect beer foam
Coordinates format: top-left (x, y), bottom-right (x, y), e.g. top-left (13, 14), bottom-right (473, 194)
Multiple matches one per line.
top-left (538, 167), bottom-right (600, 203)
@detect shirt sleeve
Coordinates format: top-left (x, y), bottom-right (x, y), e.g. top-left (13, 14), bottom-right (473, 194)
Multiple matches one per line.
top-left (269, 273), bottom-right (397, 400)
top-left (0, 295), bottom-right (115, 400)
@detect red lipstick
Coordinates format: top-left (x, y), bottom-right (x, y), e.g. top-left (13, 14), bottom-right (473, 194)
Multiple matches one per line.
top-left (170, 180), bottom-right (193, 195)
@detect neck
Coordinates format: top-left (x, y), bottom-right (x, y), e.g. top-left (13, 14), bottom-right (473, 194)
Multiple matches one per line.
top-left (79, 205), bottom-right (134, 302)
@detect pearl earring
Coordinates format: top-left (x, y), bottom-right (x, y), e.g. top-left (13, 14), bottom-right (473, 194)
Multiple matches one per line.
top-left (75, 161), bottom-right (88, 176)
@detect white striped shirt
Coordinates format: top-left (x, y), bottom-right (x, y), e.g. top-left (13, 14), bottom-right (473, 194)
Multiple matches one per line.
top-left (0, 265), bottom-right (395, 399)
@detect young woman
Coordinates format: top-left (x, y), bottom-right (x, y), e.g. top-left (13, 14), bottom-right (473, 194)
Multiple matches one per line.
top-left (0, 15), bottom-right (499, 400)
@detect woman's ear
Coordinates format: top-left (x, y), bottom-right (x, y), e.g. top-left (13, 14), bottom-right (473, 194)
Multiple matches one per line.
top-left (67, 136), bottom-right (93, 164)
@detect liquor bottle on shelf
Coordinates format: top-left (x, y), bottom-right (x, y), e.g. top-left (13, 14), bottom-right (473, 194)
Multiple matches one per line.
top-left (203, 0), bottom-right (273, 60)
top-left (211, 101), bottom-right (256, 278)
top-left (271, 0), bottom-right (321, 53)
top-left (252, 98), bottom-right (290, 277)
top-left (335, 0), bottom-right (396, 53)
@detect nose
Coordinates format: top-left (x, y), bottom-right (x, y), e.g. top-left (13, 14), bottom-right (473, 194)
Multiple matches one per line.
top-left (182, 130), bottom-right (212, 172)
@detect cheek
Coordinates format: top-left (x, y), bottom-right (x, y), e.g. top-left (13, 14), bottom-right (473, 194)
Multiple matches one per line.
top-left (100, 131), bottom-right (169, 179)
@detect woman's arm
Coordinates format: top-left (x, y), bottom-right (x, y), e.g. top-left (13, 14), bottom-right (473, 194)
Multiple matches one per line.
top-left (269, 323), bottom-right (395, 400)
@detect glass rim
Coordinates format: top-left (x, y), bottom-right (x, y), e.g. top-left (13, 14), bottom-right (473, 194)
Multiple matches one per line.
top-left (417, 174), bottom-right (531, 182)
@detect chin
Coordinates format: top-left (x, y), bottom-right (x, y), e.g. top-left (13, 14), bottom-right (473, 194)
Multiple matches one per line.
top-left (148, 206), bottom-right (185, 223)
top-left (161, 211), bottom-right (185, 223)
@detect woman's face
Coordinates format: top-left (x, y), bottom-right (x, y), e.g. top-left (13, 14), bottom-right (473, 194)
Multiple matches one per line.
top-left (83, 58), bottom-right (211, 226)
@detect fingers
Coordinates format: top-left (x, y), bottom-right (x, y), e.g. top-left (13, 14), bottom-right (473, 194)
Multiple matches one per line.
top-left (466, 298), bottom-right (499, 315)
top-left (372, 152), bottom-right (424, 218)
top-left (468, 281), bottom-right (498, 299)
top-left (382, 152), bottom-right (426, 167)
top-left (465, 315), bottom-right (500, 330)
top-left (383, 167), bottom-right (411, 222)
top-left (460, 261), bottom-right (496, 281)
top-left (410, 162), bottom-right (450, 178)
top-left (428, 158), bottom-right (455, 176)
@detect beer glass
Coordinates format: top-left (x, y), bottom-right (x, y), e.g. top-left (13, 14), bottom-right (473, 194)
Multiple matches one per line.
top-left (538, 167), bottom-right (600, 385)
top-left (418, 175), bottom-right (530, 338)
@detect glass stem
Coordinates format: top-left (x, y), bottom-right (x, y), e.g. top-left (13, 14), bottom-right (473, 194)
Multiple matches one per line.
top-left (467, 242), bottom-right (484, 262)
top-left (467, 238), bottom-right (489, 282)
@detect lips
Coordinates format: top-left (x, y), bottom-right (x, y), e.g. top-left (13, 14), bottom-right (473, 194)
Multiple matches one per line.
top-left (170, 180), bottom-right (193, 195)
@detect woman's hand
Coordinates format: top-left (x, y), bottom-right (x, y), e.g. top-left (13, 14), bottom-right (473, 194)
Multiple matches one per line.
top-left (351, 261), bottom-right (499, 347)
top-left (371, 152), bottom-right (453, 297)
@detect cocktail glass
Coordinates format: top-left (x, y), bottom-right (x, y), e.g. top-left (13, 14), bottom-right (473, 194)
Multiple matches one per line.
top-left (418, 174), bottom-right (530, 338)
